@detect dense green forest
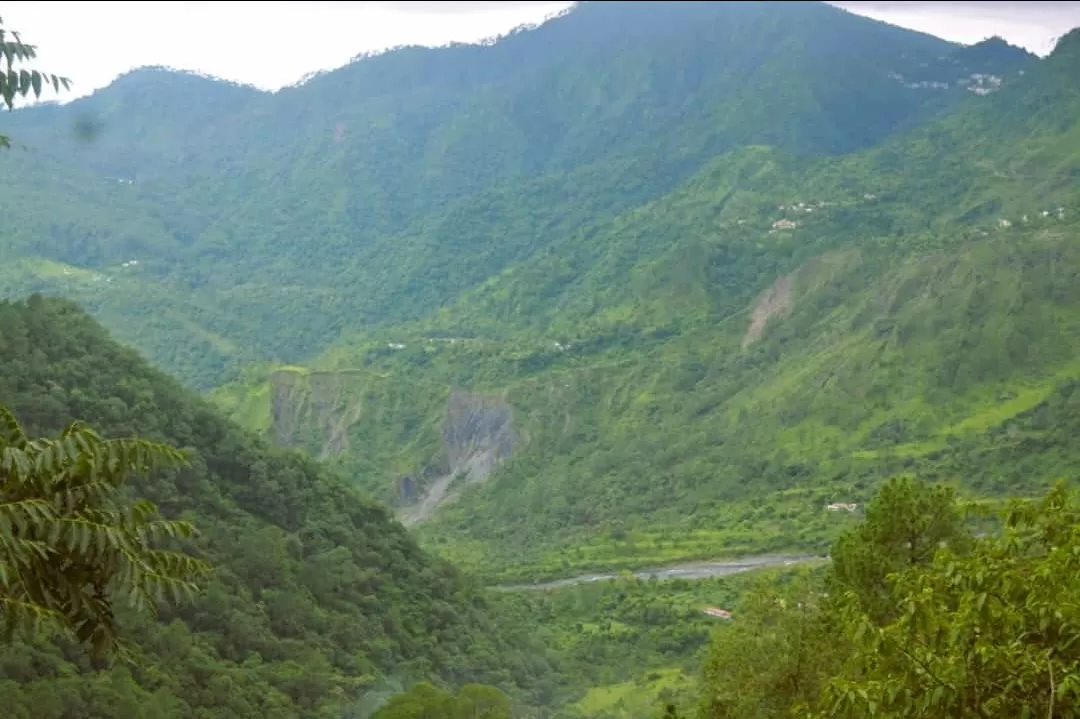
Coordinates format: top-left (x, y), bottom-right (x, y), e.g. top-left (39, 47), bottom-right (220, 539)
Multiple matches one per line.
top-left (690, 477), bottom-right (1080, 719)
top-left (0, 297), bottom-right (560, 717)
top-left (2, 2), bottom-right (1080, 716)
top-left (0, 1), bottom-right (1037, 387)
top-left (209, 22), bottom-right (1080, 578)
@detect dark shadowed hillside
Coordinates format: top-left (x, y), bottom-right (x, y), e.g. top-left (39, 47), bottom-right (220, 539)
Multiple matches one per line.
top-left (0, 297), bottom-right (559, 718)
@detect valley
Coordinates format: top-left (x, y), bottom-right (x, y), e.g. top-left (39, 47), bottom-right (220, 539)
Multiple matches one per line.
top-left (2, 1), bottom-right (1080, 716)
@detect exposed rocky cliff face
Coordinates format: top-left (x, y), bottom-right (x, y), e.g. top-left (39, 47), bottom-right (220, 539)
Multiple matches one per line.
top-left (269, 369), bottom-right (363, 459)
top-left (399, 389), bottom-right (519, 526)
top-left (742, 272), bottom-right (796, 348)
top-left (265, 370), bottom-right (520, 525)
top-left (444, 389), bottom-right (518, 481)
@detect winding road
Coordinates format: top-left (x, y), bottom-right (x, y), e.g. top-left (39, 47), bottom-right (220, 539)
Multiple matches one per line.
top-left (492, 553), bottom-right (826, 591)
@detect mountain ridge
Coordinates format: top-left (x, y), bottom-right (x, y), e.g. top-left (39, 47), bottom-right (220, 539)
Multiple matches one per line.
top-left (1, 1), bottom-right (1077, 580)
top-left (211, 14), bottom-right (1079, 578)
top-left (0, 1), bottom-right (1031, 387)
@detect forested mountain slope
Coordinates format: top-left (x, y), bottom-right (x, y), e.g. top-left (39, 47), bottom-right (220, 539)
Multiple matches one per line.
top-left (0, 297), bottom-right (559, 717)
top-left (212, 28), bottom-right (1080, 581)
top-left (0, 1), bottom-right (1031, 388)
top-left (0, 3), bottom-right (1075, 583)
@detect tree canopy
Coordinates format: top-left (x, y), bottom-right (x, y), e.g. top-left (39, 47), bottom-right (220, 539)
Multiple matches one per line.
top-left (371, 681), bottom-right (513, 719)
top-left (0, 403), bottom-right (210, 662)
top-left (693, 478), bottom-right (1080, 719)
top-left (0, 15), bottom-right (70, 147)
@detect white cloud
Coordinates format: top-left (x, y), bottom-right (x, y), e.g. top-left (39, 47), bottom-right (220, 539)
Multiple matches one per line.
top-left (372, 1), bottom-right (568, 14)
top-left (830, 1), bottom-right (1080, 56)
top-left (2, 1), bottom-right (1078, 105)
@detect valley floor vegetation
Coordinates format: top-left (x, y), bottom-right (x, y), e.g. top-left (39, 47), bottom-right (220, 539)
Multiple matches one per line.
top-left (686, 476), bottom-right (1080, 719)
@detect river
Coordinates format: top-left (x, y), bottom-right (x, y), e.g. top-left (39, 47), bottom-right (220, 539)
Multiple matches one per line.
top-left (492, 553), bottom-right (827, 591)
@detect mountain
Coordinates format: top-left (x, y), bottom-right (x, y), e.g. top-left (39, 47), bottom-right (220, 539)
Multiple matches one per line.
top-left (213, 26), bottom-right (1078, 581)
top-left (0, 1), bottom-right (1073, 583)
top-left (0, 297), bottom-right (560, 717)
top-left (0, 1), bottom-right (1032, 390)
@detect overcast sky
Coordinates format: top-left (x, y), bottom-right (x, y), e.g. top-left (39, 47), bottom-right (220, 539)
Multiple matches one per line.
top-left (3, 1), bottom-right (1079, 102)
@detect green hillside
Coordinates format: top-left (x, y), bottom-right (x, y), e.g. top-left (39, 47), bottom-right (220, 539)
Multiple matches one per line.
top-left (1, 4), bottom-right (1078, 584)
top-left (4, 7), bottom-right (1080, 719)
top-left (0, 297), bottom-right (561, 717)
top-left (0, 2), bottom-right (1031, 389)
top-left (210, 28), bottom-right (1080, 581)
